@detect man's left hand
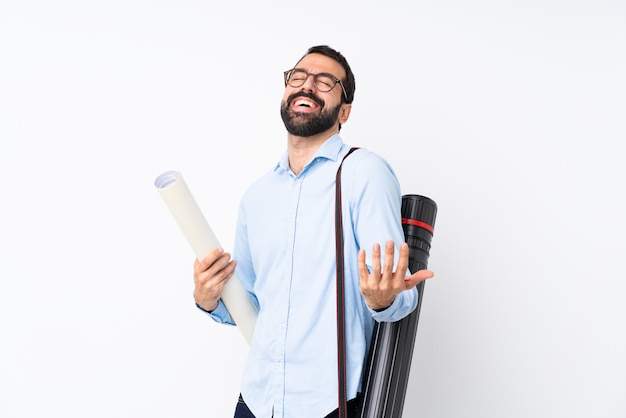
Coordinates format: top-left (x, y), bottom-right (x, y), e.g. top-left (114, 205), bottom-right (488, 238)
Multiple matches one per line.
top-left (358, 240), bottom-right (434, 311)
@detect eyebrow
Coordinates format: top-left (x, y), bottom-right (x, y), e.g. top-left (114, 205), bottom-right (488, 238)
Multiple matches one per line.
top-left (293, 67), bottom-right (340, 81)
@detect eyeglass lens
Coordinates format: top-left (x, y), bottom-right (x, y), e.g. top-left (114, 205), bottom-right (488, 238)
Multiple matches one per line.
top-left (287, 70), bottom-right (336, 92)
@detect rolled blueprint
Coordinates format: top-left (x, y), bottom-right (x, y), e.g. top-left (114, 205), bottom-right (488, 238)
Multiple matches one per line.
top-left (154, 170), bottom-right (258, 344)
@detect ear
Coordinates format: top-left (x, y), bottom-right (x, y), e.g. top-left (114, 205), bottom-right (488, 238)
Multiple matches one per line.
top-left (338, 103), bottom-right (352, 125)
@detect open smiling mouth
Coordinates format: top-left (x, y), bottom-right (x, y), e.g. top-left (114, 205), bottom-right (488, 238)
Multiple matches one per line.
top-left (293, 98), bottom-right (318, 110)
top-left (289, 92), bottom-right (324, 110)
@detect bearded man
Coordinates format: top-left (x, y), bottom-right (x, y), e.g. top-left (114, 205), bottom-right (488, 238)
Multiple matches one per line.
top-left (192, 45), bottom-right (434, 418)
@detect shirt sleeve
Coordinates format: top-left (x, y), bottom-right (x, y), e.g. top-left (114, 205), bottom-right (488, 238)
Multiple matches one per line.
top-left (198, 299), bottom-right (236, 325)
top-left (345, 148), bottom-right (419, 322)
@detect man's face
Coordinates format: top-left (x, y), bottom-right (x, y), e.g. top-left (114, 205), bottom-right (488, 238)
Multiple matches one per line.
top-left (280, 53), bottom-right (347, 137)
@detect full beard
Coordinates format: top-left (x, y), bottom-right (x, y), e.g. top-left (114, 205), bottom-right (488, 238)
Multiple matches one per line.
top-left (280, 92), bottom-right (342, 137)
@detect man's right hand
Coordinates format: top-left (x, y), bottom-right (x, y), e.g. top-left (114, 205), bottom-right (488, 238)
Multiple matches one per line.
top-left (193, 247), bottom-right (237, 312)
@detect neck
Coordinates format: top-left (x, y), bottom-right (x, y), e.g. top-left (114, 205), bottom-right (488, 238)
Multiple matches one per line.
top-left (287, 128), bottom-right (338, 175)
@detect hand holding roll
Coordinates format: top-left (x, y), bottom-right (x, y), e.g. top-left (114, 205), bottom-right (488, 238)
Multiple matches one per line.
top-left (154, 170), bottom-right (258, 344)
top-left (193, 247), bottom-right (237, 313)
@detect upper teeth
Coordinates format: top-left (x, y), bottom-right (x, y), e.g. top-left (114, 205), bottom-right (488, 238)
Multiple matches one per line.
top-left (295, 99), bottom-right (313, 107)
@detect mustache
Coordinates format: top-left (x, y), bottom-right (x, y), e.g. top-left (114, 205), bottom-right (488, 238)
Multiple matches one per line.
top-left (287, 91), bottom-right (325, 108)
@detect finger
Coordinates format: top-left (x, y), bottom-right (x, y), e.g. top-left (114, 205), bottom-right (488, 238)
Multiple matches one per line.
top-left (370, 242), bottom-right (382, 280)
top-left (403, 269), bottom-right (435, 289)
top-left (357, 249), bottom-right (369, 282)
top-left (216, 259), bottom-right (237, 283)
top-left (381, 240), bottom-right (395, 282)
top-left (394, 242), bottom-right (410, 281)
top-left (197, 247), bottom-right (225, 271)
top-left (196, 253), bottom-right (234, 286)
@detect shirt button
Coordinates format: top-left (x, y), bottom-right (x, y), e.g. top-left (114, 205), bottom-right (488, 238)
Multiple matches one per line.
top-left (280, 323), bottom-right (285, 330)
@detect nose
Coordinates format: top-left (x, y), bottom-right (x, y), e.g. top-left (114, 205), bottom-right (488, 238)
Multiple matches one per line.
top-left (300, 73), bottom-right (318, 92)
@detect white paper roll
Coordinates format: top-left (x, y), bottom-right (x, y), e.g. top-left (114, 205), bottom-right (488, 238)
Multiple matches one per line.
top-left (154, 170), bottom-right (257, 344)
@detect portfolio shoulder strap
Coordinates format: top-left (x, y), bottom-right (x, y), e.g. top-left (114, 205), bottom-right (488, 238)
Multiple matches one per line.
top-left (335, 146), bottom-right (360, 418)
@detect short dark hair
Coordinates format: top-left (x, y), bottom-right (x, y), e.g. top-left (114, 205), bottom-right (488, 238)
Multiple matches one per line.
top-left (296, 45), bottom-right (356, 104)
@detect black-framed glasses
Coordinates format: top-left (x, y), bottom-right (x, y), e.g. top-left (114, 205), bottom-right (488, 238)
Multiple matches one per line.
top-left (283, 68), bottom-right (348, 102)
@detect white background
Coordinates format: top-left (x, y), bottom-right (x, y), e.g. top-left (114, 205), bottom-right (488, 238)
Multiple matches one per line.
top-left (1, 1), bottom-right (624, 417)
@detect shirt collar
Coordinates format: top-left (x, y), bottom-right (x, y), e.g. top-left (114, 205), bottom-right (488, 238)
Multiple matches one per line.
top-left (275, 134), bottom-right (345, 174)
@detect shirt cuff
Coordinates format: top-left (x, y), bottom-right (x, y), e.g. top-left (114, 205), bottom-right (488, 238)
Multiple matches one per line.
top-left (196, 300), bottom-right (233, 324)
top-left (368, 296), bottom-right (402, 321)
top-left (368, 287), bottom-right (419, 322)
